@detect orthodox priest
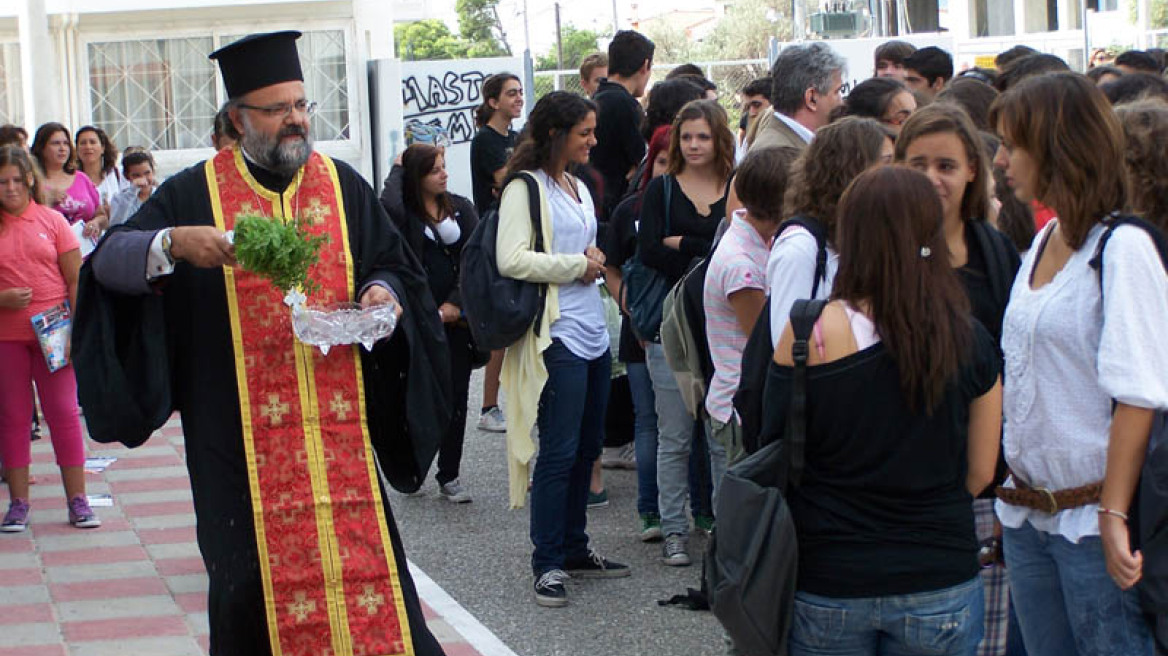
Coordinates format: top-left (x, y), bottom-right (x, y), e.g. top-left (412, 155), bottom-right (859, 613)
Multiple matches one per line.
top-left (73, 32), bottom-right (451, 656)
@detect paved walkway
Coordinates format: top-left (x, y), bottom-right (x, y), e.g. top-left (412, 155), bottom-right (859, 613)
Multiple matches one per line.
top-left (0, 415), bottom-right (516, 656)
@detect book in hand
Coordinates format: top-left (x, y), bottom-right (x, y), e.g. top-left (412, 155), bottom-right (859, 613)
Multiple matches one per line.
top-left (31, 302), bottom-right (72, 372)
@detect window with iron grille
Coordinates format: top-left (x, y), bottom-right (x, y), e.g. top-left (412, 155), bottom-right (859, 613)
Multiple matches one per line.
top-left (88, 30), bottom-right (350, 152)
top-left (0, 43), bottom-right (23, 128)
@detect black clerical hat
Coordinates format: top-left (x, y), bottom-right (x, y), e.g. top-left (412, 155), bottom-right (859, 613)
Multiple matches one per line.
top-left (210, 31), bottom-right (304, 99)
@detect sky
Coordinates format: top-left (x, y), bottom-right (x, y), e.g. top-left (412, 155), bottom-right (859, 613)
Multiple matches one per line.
top-left (432, 0), bottom-right (718, 58)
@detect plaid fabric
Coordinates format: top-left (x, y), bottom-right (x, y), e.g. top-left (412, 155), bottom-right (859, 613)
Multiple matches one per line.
top-left (975, 499), bottom-right (1009, 656)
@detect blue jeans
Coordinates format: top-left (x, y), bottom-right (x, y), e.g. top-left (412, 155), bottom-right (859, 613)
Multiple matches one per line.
top-left (1003, 520), bottom-right (1152, 656)
top-left (627, 362), bottom-right (659, 516)
top-left (530, 340), bottom-right (611, 575)
top-left (789, 577), bottom-right (985, 656)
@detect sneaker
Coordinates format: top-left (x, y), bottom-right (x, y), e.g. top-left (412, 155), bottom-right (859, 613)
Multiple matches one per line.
top-left (639, 513), bottom-right (663, 543)
top-left (68, 495), bottom-right (102, 529)
top-left (438, 479), bottom-right (472, 503)
top-left (534, 569), bottom-right (570, 607)
top-left (694, 514), bottom-right (715, 536)
top-left (1, 499), bottom-right (29, 533)
top-left (601, 443), bottom-right (637, 470)
top-left (564, 549), bottom-right (631, 579)
top-left (587, 489), bottom-right (609, 509)
top-left (477, 406), bottom-right (506, 433)
top-left (662, 533), bottom-right (691, 567)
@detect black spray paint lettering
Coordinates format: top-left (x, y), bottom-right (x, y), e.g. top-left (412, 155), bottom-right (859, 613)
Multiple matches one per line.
top-left (405, 110), bottom-right (475, 145)
top-left (401, 71), bottom-right (489, 114)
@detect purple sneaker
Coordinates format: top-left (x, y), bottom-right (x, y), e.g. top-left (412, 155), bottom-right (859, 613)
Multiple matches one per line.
top-left (2, 498), bottom-right (29, 532)
top-left (68, 495), bottom-right (101, 529)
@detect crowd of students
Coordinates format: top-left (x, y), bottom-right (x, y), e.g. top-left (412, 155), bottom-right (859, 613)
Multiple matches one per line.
top-left (6, 26), bottom-right (1168, 656)
top-left (390, 29), bottom-right (1168, 656)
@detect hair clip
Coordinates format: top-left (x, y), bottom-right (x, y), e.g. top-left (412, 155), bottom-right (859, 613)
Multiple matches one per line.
top-left (920, 246), bottom-right (932, 258)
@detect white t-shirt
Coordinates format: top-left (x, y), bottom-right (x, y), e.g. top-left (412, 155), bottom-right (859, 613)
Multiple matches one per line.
top-left (997, 220), bottom-right (1168, 543)
top-left (536, 170), bottom-right (609, 360)
top-left (766, 224), bottom-right (839, 348)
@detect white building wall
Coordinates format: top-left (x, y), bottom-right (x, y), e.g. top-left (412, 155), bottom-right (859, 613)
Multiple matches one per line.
top-left (2, 0), bottom-right (389, 181)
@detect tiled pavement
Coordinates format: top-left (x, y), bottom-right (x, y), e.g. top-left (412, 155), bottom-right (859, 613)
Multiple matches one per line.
top-left (0, 415), bottom-right (514, 656)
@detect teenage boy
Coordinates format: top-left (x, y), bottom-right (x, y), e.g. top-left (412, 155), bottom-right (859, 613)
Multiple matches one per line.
top-left (873, 40), bottom-right (916, 80)
top-left (579, 53), bottom-right (608, 97)
top-left (590, 30), bottom-right (654, 217)
top-left (902, 46), bottom-right (954, 103)
top-left (109, 149), bottom-right (157, 226)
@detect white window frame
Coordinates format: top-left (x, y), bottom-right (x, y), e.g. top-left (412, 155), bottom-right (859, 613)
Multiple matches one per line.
top-left (78, 22), bottom-right (361, 176)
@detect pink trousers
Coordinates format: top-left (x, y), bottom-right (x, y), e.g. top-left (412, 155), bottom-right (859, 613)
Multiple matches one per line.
top-left (0, 341), bottom-right (85, 469)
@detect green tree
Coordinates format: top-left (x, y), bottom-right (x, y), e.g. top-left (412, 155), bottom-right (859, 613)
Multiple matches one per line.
top-left (456, 0), bottom-right (512, 57)
top-left (394, 20), bottom-right (468, 60)
top-left (699, 0), bottom-right (791, 60)
top-left (536, 26), bottom-right (604, 71)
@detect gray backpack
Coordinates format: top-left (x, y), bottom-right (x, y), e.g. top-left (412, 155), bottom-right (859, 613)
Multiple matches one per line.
top-left (706, 298), bottom-right (826, 656)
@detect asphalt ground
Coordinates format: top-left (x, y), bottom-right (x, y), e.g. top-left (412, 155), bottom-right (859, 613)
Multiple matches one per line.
top-left (391, 368), bottom-right (726, 656)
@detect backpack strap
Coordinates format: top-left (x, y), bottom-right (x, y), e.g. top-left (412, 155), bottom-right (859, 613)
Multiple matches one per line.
top-left (786, 298), bottom-right (828, 489)
top-left (1089, 213), bottom-right (1168, 303)
top-left (510, 171), bottom-right (548, 336)
top-left (779, 215), bottom-right (828, 298)
top-left (663, 173), bottom-right (673, 236)
top-left (970, 220), bottom-right (1013, 309)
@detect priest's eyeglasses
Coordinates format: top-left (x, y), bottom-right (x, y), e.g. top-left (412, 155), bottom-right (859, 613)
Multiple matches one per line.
top-left (237, 99), bottom-right (318, 119)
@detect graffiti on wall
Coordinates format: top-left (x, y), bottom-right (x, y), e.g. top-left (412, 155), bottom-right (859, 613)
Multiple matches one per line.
top-left (401, 70), bottom-right (490, 146)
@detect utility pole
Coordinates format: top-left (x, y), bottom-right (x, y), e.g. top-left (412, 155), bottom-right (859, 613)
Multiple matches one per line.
top-left (555, 2), bottom-right (564, 70)
top-left (612, 0), bottom-right (619, 35)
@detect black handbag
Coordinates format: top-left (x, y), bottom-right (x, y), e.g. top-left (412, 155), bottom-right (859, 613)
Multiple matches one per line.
top-left (620, 174), bottom-right (673, 342)
top-left (459, 172), bottom-right (547, 351)
top-left (706, 299), bottom-right (827, 656)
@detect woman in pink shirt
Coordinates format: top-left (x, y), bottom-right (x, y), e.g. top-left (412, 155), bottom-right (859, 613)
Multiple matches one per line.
top-left (0, 145), bottom-right (99, 532)
top-left (31, 123), bottom-right (106, 238)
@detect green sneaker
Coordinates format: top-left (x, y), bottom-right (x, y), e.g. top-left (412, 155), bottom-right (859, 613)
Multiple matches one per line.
top-left (587, 489), bottom-right (609, 509)
top-left (694, 514), bottom-right (715, 536)
top-left (639, 513), bottom-right (663, 543)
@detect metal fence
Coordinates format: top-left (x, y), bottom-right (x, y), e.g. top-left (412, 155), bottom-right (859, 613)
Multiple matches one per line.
top-left (533, 58), bottom-right (771, 123)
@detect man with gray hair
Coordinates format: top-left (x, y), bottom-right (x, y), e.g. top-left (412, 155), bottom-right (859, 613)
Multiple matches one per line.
top-left (750, 42), bottom-right (846, 152)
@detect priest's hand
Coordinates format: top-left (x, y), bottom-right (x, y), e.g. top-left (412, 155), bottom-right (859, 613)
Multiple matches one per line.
top-left (170, 227), bottom-right (237, 268)
top-left (360, 285), bottom-right (403, 322)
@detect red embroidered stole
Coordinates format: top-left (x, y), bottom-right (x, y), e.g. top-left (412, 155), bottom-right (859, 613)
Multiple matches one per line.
top-left (208, 147), bottom-right (413, 656)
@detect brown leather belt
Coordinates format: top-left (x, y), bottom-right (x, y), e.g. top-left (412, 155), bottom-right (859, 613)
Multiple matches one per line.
top-left (995, 476), bottom-right (1102, 514)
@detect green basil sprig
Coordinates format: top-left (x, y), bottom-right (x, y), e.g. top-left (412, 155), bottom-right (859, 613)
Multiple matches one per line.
top-left (233, 213), bottom-right (329, 295)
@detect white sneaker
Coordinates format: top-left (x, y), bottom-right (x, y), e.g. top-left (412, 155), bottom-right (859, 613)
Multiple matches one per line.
top-left (439, 479), bottom-right (473, 503)
top-left (477, 406), bottom-right (506, 433)
top-left (601, 443), bottom-right (636, 470)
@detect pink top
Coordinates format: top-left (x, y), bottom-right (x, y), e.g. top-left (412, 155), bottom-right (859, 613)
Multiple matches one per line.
top-left (54, 173), bottom-right (101, 225)
top-left (703, 211), bottom-right (770, 423)
top-left (0, 201), bottom-right (79, 341)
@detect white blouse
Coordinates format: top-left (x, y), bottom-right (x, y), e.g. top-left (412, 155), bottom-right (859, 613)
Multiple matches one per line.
top-left (536, 170), bottom-right (608, 361)
top-left (996, 220), bottom-right (1168, 543)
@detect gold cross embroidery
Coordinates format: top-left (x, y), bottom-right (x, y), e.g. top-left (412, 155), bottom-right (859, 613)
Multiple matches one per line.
top-left (260, 394), bottom-right (291, 426)
top-left (301, 198), bottom-right (330, 225)
top-left (329, 392), bottom-right (352, 421)
top-left (287, 591), bottom-right (317, 623)
top-left (356, 585), bottom-right (385, 615)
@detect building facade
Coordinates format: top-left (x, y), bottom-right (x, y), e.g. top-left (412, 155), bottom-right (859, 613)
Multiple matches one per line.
top-left (3, 0), bottom-right (396, 179)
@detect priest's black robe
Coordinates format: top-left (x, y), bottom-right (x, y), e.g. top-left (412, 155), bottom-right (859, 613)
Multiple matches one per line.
top-left (73, 155), bottom-right (451, 656)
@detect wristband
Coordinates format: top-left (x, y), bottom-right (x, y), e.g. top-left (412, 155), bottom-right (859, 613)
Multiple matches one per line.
top-left (1097, 507), bottom-right (1129, 521)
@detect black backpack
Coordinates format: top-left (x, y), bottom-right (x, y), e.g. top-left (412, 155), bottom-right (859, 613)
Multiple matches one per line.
top-left (460, 172), bottom-right (546, 351)
top-left (707, 299), bottom-right (827, 656)
top-left (735, 215), bottom-right (828, 454)
top-left (1088, 214), bottom-right (1168, 617)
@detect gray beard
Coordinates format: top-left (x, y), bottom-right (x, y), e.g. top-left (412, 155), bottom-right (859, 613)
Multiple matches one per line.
top-left (240, 118), bottom-right (313, 177)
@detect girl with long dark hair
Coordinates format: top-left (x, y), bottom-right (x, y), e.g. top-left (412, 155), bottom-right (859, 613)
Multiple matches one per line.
top-left (991, 72), bottom-right (1166, 656)
top-left (637, 99), bottom-right (736, 567)
top-left (379, 144), bottom-right (478, 503)
top-left (75, 125), bottom-right (126, 206)
top-left (470, 72), bottom-right (524, 435)
top-left (496, 91), bottom-right (628, 607)
top-left (765, 166), bottom-right (1002, 655)
top-left (31, 123), bottom-right (107, 238)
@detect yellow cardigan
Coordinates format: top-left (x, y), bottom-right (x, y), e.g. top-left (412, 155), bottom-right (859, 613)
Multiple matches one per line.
top-left (495, 171), bottom-right (588, 508)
